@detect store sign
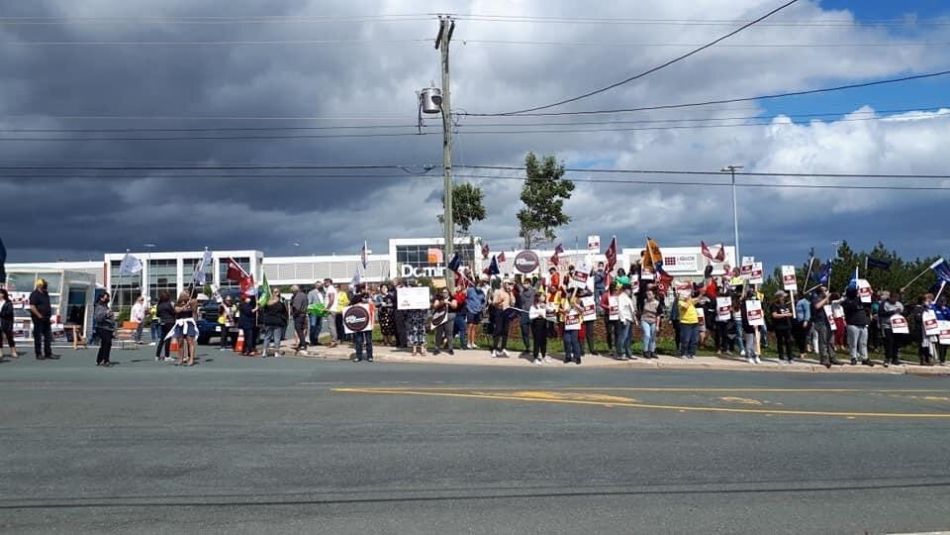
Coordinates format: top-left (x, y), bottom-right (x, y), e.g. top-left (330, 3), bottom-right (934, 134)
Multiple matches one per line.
top-left (662, 254), bottom-right (700, 273)
top-left (400, 264), bottom-right (446, 278)
top-left (513, 250), bottom-right (540, 274)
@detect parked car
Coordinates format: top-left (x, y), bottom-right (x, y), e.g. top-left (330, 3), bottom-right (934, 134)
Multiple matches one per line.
top-left (196, 289), bottom-right (242, 345)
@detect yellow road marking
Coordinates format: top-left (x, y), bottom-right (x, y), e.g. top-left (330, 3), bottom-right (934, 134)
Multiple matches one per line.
top-left (333, 388), bottom-right (950, 419)
top-left (343, 387), bottom-right (950, 393)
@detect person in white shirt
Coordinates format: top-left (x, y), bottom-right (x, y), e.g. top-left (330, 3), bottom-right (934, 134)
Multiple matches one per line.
top-left (528, 294), bottom-right (549, 365)
top-left (322, 278), bottom-right (339, 347)
top-left (130, 296), bottom-right (147, 344)
top-left (562, 293), bottom-right (584, 364)
top-left (616, 286), bottom-right (637, 360)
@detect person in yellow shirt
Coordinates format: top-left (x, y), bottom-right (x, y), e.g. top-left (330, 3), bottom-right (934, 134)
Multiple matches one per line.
top-left (335, 286), bottom-right (350, 344)
top-left (678, 289), bottom-right (701, 359)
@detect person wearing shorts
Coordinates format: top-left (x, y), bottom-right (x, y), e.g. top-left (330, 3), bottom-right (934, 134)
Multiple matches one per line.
top-left (465, 278), bottom-right (487, 349)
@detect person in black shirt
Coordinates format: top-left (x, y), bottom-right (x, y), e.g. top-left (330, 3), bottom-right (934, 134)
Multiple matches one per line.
top-left (350, 284), bottom-right (374, 362)
top-left (0, 288), bottom-right (19, 359)
top-left (29, 278), bottom-right (58, 360)
top-left (770, 291), bottom-right (794, 363)
top-left (154, 291), bottom-right (176, 361)
top-left (93, 292), bottom-right (116, 367)
top-left (841, 287), bottom-right (873, 366)
top-left (810, 286), bottom-right (840, 368)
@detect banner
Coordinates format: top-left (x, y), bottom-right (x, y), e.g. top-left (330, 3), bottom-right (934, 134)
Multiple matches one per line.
top-left (922, 310), bottom-right (939, 336)
top-left (581, 296), bottom-right (596, 322)
top-left (746, 300), bottom-right (764, 326)
top-left (890, 314), bottom-right (909, 334)
top-left (857, 279), bottom-right (872, 303)
top-left (749, 262), bottom-right (764, 285)
top-left (396, 287), bottom-right (430, 310)
top-left (570, 264), bottom-right (590, 290)
top-left (607, 296), bottom-right (619, 321)
top-left (824, 305), bottom-right (836, 330)
top-left (587, 235), bottom-right (600, 252)
top-left (716, 297), bottom-right (732, 321)
top-left (781, 265), bottom-right (797, 292)
top-left (342, 304), bottom-right (374, 334)
top-left (939, 320), bottom-right (950, 345)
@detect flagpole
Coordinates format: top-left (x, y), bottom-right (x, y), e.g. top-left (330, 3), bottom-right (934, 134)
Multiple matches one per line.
top-left (802, 257), bottom-right (816, 292)
top-left (900, 260), bottom-right (941, 293)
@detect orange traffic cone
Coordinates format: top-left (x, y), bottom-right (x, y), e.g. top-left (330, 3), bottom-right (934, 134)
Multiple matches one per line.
top-left (234, 330), bottom-right (245, 354)
top-left (170, 337), bottom-right (180, 353)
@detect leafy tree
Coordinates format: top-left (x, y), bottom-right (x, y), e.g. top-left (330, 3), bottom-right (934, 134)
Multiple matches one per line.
top-left (438, 182), bottom-right (486, 236)
top-left (517, 153), bottom-right (574, 248)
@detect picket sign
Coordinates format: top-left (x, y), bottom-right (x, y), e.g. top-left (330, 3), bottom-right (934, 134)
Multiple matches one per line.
top-left (750, 262), bottom-right (764, 285)
top-left (746, 300), bottom-right (764, 326)
top-left (570, 265), bottom-right (591, 290)
top-left (890, 314), bottom-right (910, 334)
top-left (581, 296), bottom-right (596, 322)
top-left (938, 320), bottom-right (950, 345)
top-left (607, 296), bottom-right (619, 321)
top-left (781, 265), bottom-right (797, 292)
top-left (832, 304), bottom-right (845, 320)
top-left (716, 297), bottom-right (732, 321)
top-left (824, 305), bottom-right (836, 331)
top-left (857, 279), bottom-right (872, 304)
top-left (922, 310), bottom-right (940, 336)
top-left (564, 308), bottom-right (582, 330)
top-left (695, 306), bottom-right (705, 321)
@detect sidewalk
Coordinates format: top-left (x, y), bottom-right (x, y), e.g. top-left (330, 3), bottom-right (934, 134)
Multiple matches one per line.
top-left (278, 342), bottom-right (950, 376)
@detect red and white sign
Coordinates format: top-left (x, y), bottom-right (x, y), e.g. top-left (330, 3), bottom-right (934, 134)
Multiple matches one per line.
top-left (938, 320), bottom-right (950, 345)
top-left (564, 307), bottom-right (582, 330)
top-left (857, 279), bottom-right (872, 303)
top-left (570, 265), bottom-right (590, 290)
top-left (890, 315), bottom-right (909, 334)
top-left (923, 310), bottom-right (939, 336)
top-left (739, 258), bottom-right (754, 280)
top-left (581, 296), bottom-right (596, 322)
top-left (824, 305), bottom-right (836, 330)
top-left (749, 262), bottom-right (764, 285)
top-left (746, 300), bottom-right (764, 326)
top-left (781, 265), bottom-right (797, 292)
top-left (716, 297), bottom-right (732, 321)
top-left (587, 235), bottom-right (600, 252)
top-left (607, 296), bottom-right (619, 321)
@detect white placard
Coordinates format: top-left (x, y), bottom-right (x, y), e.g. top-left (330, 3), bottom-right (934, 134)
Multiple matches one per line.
top-left (922, 310), bottom-right (939, 336)
top-left (749, 262), bottom-right (764, 285)
top-left (857, 279), bottom-right (872, 304)
top-left (832, 304), bottom-right (845, 319)
top-left (824, 305), bottom-right (836, 330)
top-left (716, 297), bottom-right (732, 321)
top-left (396, 287), bottom-right (431, 310)
top-left (607, 296), bottom-right (619, 321)
top-left (587, 235), bottom-right (600, 252)
top-left (570, 265), bottom-right (591, 290)
top-left (342, 304), bottom-right (374, 334)
top-left (746, 300), bottom-right (764, 326)
top-left (890, 314), bottom-right (909, 334)
top-left (938, 320), bottom-right (950, 345)
top-left (781, 265), bottom-right (797, 292)
top-left (581, 296), bottom-right (596, 322)
top-left (564, 307), bottom-right (582, 330)
top-left (695, 306), bottom-right (705, 320)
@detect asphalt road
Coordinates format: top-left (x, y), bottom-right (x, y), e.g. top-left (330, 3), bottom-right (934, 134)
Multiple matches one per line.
top-left (1, 347), bottom-right (948, 534)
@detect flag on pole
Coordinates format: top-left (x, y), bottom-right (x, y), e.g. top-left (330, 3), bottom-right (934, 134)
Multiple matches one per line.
top-left (447, 252), bottom-right (461, 273)
top-left (483, 255), bottom-right (500, 277)
top-left (550, 243), bottom-right (564, 267)
top-left (481, 242), bottom-right (490, 259)
top-left (192, 248), bottom-right (213, 287)
top-left (361, 241), bottom-right (369, 270)
top-left (642, 237), bottom-right (666, 275)
top-left (812, 261), bottom-right (832, 285)
top-left (605, 236), bottom-right (617, 272)
top-left (497, 251), bottom-right (506, 263)
top-left (118, 252), bottom-right (143, 276)
top-left (700, 241), bottom-right (726, 262)
top-left (847, 266), bottom-right (859, 290)
top-left (866, 256), bottom-right (892, 271)
top-left (258, 272), bottom-right (271, 301)
top-left (225, 257), bottom-right (249, 283)
top-left (931, 258), bottom-right (950, 284)
top-left (0, 236), bottom-right (7, 284)
top-left (351, 268), bottom-right (361, 289)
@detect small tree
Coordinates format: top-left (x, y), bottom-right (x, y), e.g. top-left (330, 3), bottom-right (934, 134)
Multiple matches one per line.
top-left (517, 152), bottom-right (574, 248)
top-left (438, 182), bottom-right (486, 236)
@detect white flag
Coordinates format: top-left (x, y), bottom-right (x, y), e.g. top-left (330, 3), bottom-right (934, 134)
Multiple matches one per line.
top-left (192, 249), bottom-right (213, 287)
top-left (118, 253), bottom-right (143, 276)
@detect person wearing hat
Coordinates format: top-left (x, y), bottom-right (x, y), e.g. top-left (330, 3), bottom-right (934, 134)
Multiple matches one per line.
top-left (770, 290), bottom-right (794, 363)
top-left (29, 278), bottom-right (58, 360)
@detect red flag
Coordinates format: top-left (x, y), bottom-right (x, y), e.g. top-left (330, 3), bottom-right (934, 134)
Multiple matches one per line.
top-left (701, 241), bottom-right (726, 262)
top-left (225, 257), bottom-right (249, 282)
top-left (656, 272), bottom-right (674, 296)
top-left (498, 251), bottom-right (506, 263)
top-left (605, 236), bottom-right (617, 272)
top-left (550, 243), bottom-right (564, 267)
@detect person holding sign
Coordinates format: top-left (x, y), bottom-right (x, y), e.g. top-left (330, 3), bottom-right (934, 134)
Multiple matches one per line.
top-left (600, 285), bottom-right (619, 356)
top-left (528, 294), bottom-right (549, 365)
top-left (810, 286), bottom-right (838, 368)
top-left (935, 296), bottom-right (949, 365)
top-left (562, 293), bottom-right (584, 364)
top-left (349, 284), bottom-right (375, 362)
top-left (741, 294), bottom-right (762, 365)
top-left (793, 293), bottom-right (811, 360)
top-left (677, 290), bottom-right (701, 360)
top-left (878, 291), bottom-right (904, 367)
top-left (770, 291), bottom-right (794, 363)
top-left (841, 287), bottom-right (873, 366)
top-left (640, 289), bottom-right (660, 359)
top-left (430, 288), bottom-right (455, 356)
top-left (616, 285), bottom-right (636, 360)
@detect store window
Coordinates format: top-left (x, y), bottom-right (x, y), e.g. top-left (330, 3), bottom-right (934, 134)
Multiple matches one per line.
top-left (148, 259), bottom-right (178, 302)
top-left (218, 257), bottom-right (251, 292)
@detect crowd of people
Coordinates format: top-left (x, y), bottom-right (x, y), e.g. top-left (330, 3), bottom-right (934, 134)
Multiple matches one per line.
top-left (2, 264), bottom-right (947, 370)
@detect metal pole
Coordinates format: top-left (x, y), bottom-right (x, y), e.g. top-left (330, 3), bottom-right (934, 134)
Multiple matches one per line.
top-left (437, 16), bottom-right (455, 291)
top-left (731, 167), bottom-right (740, 264)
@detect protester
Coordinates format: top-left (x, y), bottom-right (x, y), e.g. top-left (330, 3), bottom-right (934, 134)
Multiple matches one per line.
top-left (431, 288), bottom-right (455, 356)
top-left (491, 280), bottom-right (514, 358)
top-left (0, 289), bottom-right (19, 359)
top-left (350, 284), bottom-right (374, 362)
top-left (669, 291), bottom-right (681, 351)
top-left (173, 291), bottom-right (198, 366)
top-left (393, 279), bottom-right (409, 349)
top-left (915, 294), bottom-right (935, 366)
top-left (516, 276), bottom-right (536, 356)
top-left (879, 290), bottom-right (904, 367)
top-left (376, 284), bottom-right (396, 346)
top-left (465, 277), bottom-right (487, 349)
top-left (841, 287), bottom-right (873, 366)
top-left (29, 278), bottom-right (57, 360)
top-left (218, 296), bottom-right (236, 351)
top-left (130, 296), bottom-right (147, 345)
top-left (335, 285), bottom-right (350, 343)
top-left (740, 292), bottom-right (761, 365)
top-left (771, 291), bottom-right (794, 363)
top-left (601, 284), bottom-right (619, 357)
top-left (714, 291), bottom-right (731, 356)
top-left (289, 285), bottom-right (309, 352)
top-left (793, 292), bottom-right (811, 360)
top-left (406, 292), bottom-right (427, 357)
top-left (323, 278), bottom-right (339, 348)
top-left (640, 289), bottom-right (660, 359)
top-left (934, 296), bottom-right (949, 365)
top-left (238, 295), bottom-right (258, 357)
top-left (154, 291), bottom-right (175, 361)
top-left (677, 290), bottom-right (701, 360)
top-left (731, 294), bottom-right (746, 357)
top-left (307, 281), bottom-right (325, 346)
top-left (562, 292), bottom-right (583, 364)
top-left (593, 261), bottom-right (607, 309)
top-left (452, 284), bottom-right (468, 350)
top-left (830, 293), bottom-right (846, 352)
top-left (93, 292), bottom-right (116, 367)
top-left (810, 286), bottom-right (839, 368)
top-left (148, 301), bottom-right (161, 345)
top-left (528, 293), bottom-right (549, 365)
top-left (616, 284), bottom-right (636, 360)
top-left (261, 287), bottom-right (288, 357)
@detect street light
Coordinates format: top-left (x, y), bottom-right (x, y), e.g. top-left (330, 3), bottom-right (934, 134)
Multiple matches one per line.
top-left (720, 165), bottom-right (743, 264)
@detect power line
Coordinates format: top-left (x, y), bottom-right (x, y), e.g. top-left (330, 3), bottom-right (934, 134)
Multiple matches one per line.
top-left (461, 69), bottom-right (950, 117)
top-left (477, 0), bottom-right (802, 116)
top-left (0, 132), bottom-right (433, 142)
top-left (451, 14), bottom-right (950, 28)
top-left (458, 165), bottom-right (950, 180)
top-left (0, 14), bottom-right (434, 26)
top-left (459, 39), bottom-right (950, 49)
top-left (4, 38), bottom-right (430, 47)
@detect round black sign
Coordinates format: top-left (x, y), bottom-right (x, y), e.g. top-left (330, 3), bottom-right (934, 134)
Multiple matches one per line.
top-left (513, 250), bottom-right (540, 274)
top-left (343, 305), bottom-right (370, 332)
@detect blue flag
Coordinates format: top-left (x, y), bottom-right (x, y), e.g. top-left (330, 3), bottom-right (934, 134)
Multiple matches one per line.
top-left (865, 256), bottom-right (892, 271)
top-left (847, 267), bottom-right (859, 290)
top-left (447, 252), bottom-right (461, 273)
top-left (812, 261), bottom-right (832, 285)
top-left (483, 255), bottom-right (500, 277)
top-left (930, 258), bottom-right (950, 284)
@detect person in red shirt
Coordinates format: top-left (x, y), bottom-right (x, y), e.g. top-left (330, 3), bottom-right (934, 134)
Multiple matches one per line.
top-left (452, 286), bottom-right (467, 349)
